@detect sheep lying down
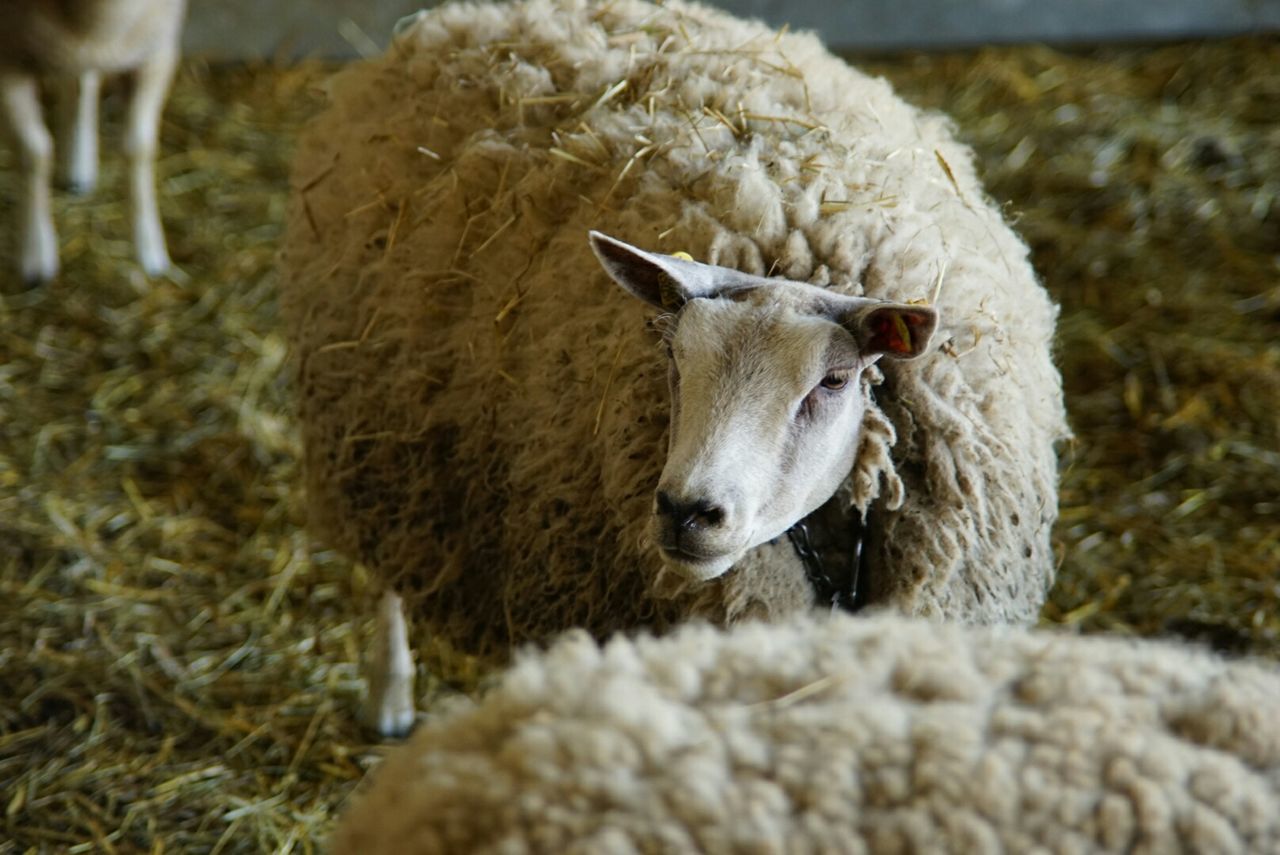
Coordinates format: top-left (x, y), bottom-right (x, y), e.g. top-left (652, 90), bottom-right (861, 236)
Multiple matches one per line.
top-left (332, 613), bottom-right (1280, 854)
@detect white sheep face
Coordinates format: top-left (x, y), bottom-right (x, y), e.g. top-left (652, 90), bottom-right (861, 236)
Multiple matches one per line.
top-left (590, 232), bottom-right (938, 582)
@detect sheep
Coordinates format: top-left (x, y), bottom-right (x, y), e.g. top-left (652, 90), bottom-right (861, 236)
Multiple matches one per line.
top-left (331, 613), bottom-right (1280, 854)
top-left (0, 0), bottom-right (187, 283)
top-left (278, 0), bottom-right (1069, 732)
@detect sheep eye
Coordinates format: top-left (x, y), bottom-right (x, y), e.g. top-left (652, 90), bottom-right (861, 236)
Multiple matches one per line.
top-left (819, 372), bottom-right (849, 391)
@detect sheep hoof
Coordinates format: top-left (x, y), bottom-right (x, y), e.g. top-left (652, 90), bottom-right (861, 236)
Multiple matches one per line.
top-left (20, 268), bottom-right (56, 288)
top-left (138, 246), bottom-right (172, 278)
top-left (19, 246), bottom-right (59, 287)
top-left (62, 176), bottom-right (97, 196)
top-left (363, 699), bottom-right (417, 740)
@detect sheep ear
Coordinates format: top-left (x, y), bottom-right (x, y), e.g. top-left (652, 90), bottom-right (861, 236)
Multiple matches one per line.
top-left (844, 302), bottom-right (939, 360)
top-left (588, 231), bottom-right (723, 311)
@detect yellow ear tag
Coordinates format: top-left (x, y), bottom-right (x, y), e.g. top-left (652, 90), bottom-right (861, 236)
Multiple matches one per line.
top-left (892, 312), bottom-right (912, 353)
top-left (670, 251), bottom-right (694, 262)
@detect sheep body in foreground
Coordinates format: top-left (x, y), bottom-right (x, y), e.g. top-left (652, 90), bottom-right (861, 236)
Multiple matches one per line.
top-left (0, 0), bottom-right (186, 282)
top-left (332, 614), bottom-right (1280, 854)
top-left (280, 0), bottom-right (1068, 664)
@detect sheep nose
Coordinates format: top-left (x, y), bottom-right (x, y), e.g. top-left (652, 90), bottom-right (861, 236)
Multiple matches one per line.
top-left (655, 490), bottom-right (726, 531)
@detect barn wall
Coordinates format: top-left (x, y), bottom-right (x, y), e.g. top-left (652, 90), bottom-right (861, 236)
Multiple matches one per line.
top-left (183, 0), bottom-right (1280, 60)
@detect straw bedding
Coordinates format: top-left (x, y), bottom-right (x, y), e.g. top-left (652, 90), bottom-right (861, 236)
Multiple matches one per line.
top-left (0, 34), bottom-right (1276, 855)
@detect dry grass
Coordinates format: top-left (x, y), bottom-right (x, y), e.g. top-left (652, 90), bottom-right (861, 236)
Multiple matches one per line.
top-left (1, 36), bottom-right (1276, 852)
top-left (0, 61), bottom-right (408, 854)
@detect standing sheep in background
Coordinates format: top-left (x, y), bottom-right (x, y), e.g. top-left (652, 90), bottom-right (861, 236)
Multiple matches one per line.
top-left (279, 0), bottom-right (1069, 733)
top-left (0, 0), bottom-right (186, 283)
top-left (332, 613), bottom-right (1280, 854)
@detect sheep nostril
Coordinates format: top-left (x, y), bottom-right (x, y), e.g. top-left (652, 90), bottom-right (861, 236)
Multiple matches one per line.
top-left (657, 491), bottom-right (727, 531)
top-left (695, 503), bottom-right (724, 528)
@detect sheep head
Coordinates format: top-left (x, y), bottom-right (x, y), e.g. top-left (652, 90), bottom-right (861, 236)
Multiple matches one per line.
top-left (590, 231), bottom-right (939, 582)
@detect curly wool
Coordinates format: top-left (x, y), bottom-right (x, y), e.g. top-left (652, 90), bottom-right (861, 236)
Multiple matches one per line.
top-left (279, 0), bottom-right (1068, 657)
top-left (332, 615), bottom-right (1280, 854)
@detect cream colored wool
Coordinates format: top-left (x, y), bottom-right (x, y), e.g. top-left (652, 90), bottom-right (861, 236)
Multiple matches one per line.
top-left (279, 0), bottom-right (1068, 657)
top-left (332, 614), bottom-right (1280, 854)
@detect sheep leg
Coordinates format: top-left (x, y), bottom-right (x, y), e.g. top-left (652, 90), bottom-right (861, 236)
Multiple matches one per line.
top-left (1, 72), bottom-right (59, 284)
top-left (124, 50), bottom-right (177, 277)
top-left (362, 591), bottom-right (417, 738)
top-left (58, 70), bottom-right (101, 195)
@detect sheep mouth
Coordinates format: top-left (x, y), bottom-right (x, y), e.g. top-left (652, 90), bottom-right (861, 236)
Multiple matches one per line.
top-left (659, 543), bottom-right (720, 563)
top-left (657, 543), bottom-right (738, 581)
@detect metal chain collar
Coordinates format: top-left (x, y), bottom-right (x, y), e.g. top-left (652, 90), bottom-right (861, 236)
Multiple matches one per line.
top-left (786, 512), bottom-right (865, 613)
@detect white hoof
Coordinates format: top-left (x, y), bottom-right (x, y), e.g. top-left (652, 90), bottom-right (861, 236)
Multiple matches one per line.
top-left (137, 242), bottom-right (171, 278)
top-left (19, 220), bottom-right (59, 284)
top-left (363, 590), bottom-right (417, 739)
top-left (363, 699), bottom-right (417, 740)
top-left (63, 174), bottom-right (97, 197)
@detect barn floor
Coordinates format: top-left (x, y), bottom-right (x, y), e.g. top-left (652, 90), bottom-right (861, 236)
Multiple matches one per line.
top-left (1, 38), bottom-right (1277, 852)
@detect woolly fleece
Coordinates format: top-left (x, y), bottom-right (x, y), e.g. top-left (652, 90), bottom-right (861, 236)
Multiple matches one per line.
top-left (332, 613), bottom-right (1280, 854)
top-left (279, 0), bottom-right (1068, 657)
